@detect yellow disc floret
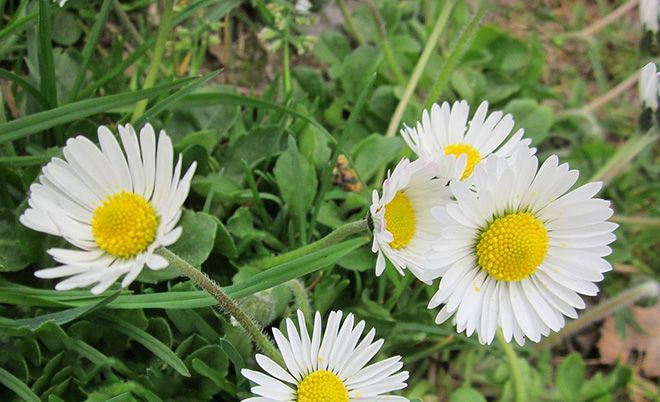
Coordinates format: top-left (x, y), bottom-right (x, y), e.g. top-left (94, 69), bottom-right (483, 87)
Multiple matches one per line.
top-left (91, 191), bottom-right (159, 258)
top-left (444, 143), bottom-right (482, 180)
top-left (476, 212), bottom-right (548, 282)
top-left (297, 370), bottom-right (349, 402)
top-left (384, 191), bottom-right (416, 249)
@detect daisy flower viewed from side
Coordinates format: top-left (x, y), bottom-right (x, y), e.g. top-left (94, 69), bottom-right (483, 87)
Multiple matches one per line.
top-left (241, 310), bottom-right (409, 401)
top-left (20, 124), bottom-right (196, 294)
top-left (401, 100), bottom-right (533, 180)
top-left (428, 151), bottom-right (617, 345)
top-left (640, 62), bottom-right (659, 112)
top-left (370, 157), bottom-right (465, 282)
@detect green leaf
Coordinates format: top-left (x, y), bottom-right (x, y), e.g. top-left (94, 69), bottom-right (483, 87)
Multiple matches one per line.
top-left (97, 313), bottom-right (191, 377)
top-left (0, 367), bottom-right (40, 402)
top-left (274, 137), bottom-right (318, 222)
top-left (449, 387), bottom-right (487, 402)
top-left (352, 134), bottom-right (405, 182)
top-left (0, 210), bottom-right (29, 272)
top-left (0, 78), bottom-right (195, 145)
top-left (504, 98), bottom-right (554, 145)
top-left (140, 210), bottom-right (217, 282)
top-left (51, 10), bottom-right (81, 46)
top-left (170, 210), bottom-right (217, 266)
top-left (212, 216), bottom-right (239, 259)
top-left (556, 352), bottom-right (585, 401)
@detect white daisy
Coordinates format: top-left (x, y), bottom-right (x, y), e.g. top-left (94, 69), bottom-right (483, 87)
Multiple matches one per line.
top-left (370, 157), bottom-right (465, 282)
top-left (241, 310), bottom-right (409, 402)
top-left (640, 62), bottom-right (659, 112)
top-left (428, 150), bottom-right (617, 345)
top-left (20, 124), bottom-right (196, 295)
top-left (640, 0), bottom-right (659, 33)
top-left (401, 100), bottom-right (534, 180)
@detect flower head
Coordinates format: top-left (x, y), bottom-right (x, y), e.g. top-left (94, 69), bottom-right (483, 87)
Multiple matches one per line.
top-left (241, 310), bottom-right (408, 401)
top-left (401, 100), bottom-right (534, 181)
top-left (20, 124), bottom-right (196, 294)
top-left (640, 62), bottom-right (659, 112)
top-left (428, 151), bottom-right (617, 345)
top-left (370, 157), bottom-right (465, 282)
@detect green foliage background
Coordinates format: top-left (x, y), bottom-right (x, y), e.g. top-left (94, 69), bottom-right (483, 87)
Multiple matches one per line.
top-left (0, 0), bottom-right (658, 401)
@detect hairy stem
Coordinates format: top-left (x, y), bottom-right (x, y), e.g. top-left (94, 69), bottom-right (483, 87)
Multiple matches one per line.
top-left (158, 248), bottom-right (284, 365)
top-left (496, 329), bottom-right (525, 402)
top-left (337, 0), bottom-right (366, 45)
top-left (365, 0), bottom-right (406, 87)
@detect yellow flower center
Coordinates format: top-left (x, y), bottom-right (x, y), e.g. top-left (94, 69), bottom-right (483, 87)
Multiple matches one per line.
top-left (91, 191), bottom-right (159, 258)
top-left (475, 212), bottom-right (548, 282)
top-left (444, 143), bottom-right (482, 180)
top-left (297, 370), bottom-right (349, 402)
top-left (384, 191), bottom-right (416, 249)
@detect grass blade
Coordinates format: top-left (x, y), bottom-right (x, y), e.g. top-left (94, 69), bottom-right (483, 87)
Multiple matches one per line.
top-left (181, 92), bottom-right (336, 144)
top-left (425, 0), bottom-right (488, 108)
top-left (38, 0), bottom-right (57, 108)
top-left (0, 68), bottom-right (49, 109)
top-left (0, 367), bottom-right (40, 402)
top-left (132, 70), bottom-right (220, 127)
top-left (68, 0), bottom-right (113, 102)
top-left (0, 78), bottom-right (195, 145)
top-left (97, 313), bottom-right (191, 377)
top-left (224, 237), bottom-right (368, 298)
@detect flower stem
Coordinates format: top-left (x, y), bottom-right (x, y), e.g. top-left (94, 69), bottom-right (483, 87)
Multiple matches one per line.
top-left (249, 219), bottom-right (369, 270)
top-left (337, 0), bottom-right (366, 46)
top-left (536, 280), bottom-right (660, 350)
top-left (365, 0), bottom-right (406, 87)
top-left (282, 24), bottom-right (292, 95)
top-left (131, 0), bottom-right (174, 123)
top-left (496, 329), bottom-right (525, 402)
top-left (158, 247), bottom-right (284, 366)
top-left (385, 0), bottom-right (456, 138)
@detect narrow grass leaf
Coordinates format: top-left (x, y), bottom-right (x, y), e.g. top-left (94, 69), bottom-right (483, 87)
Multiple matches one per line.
top-left (97, 313), bottom-right (191, 377)
top-left (68, 0), bottom-right (113, 102)
top-left (38, 0), bottom-right (57, 108)
top-left (132, 70), bottom-right (220, 127)
top-left (0, 367), bottom-right (40, 402)
top-left (0, 68), bottom-right (49, 109)
top-left (0, 78), bottom-right (194, 144)
top-left (425, 0), bottom-right (488, 108)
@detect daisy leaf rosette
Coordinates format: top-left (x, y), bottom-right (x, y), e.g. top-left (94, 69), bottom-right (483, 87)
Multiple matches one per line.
top-left (428, 151), bottom-right (617, 345)
top-left (401, 100), bottom-right (535, 181)
top-left (370, 157), bottom-right (465, 282)
top-left (241, 310), bottom-right (409, 402)
top-left (20, 124), bottom-right (196, 294)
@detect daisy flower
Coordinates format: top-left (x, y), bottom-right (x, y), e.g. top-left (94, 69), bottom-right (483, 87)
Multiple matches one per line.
top-left (428, 151), bottom-right (617, 345)
top-left (401, 100), bottom-right (533, 180)
top-left (20, 124), bottom-right (196, 294)
top-left (370, 157), bottom-right (465, 282)
top-left (640, 62), bottom-right (659, 112)
top-left (241, 310), bottom-right (409, 401)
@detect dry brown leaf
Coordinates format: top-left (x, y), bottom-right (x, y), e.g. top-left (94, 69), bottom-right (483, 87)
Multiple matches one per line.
top-left (598, 304), bottom-right (660, 378)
